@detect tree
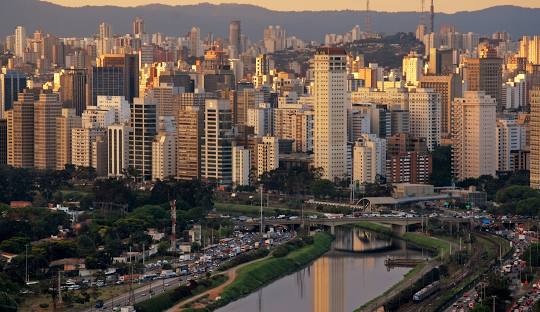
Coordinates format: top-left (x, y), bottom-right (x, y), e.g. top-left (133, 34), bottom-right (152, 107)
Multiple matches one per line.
top-left (496, 185), bottom-right (540, 204)
top-left (310, 180), bottom-right (336, 199)
top-left (0, 291), bottom-right (17, 312)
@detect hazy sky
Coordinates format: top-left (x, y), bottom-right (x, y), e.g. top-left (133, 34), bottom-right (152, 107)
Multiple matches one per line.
top-left (44, 0), bottom-right (540, 12)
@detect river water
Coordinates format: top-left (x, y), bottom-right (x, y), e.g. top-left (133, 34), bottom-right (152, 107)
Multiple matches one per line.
top-left (217, 227), bottom-right (427, 312)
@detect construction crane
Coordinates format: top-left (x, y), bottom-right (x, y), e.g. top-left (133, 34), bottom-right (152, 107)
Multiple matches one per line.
top-left (364, 0), bottom-right (372, 35)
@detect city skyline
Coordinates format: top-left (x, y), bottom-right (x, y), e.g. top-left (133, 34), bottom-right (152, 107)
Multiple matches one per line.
top-left (43, 0), bottom-right (540, 13)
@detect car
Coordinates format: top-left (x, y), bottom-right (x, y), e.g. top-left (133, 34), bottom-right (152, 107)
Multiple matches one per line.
top-left (95, 300), bottom-right (104, 308)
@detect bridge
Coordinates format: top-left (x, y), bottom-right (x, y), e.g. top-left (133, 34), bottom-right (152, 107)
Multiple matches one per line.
top-left (240, 217), bottom-right (427, 234)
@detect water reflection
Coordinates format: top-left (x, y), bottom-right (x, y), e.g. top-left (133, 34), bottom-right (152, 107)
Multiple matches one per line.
top-left (216, 227), bottom-right (424, 312)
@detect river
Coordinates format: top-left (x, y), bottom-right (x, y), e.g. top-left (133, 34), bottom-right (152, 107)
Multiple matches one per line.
top-left (216, 227), bottom-right (428, 312)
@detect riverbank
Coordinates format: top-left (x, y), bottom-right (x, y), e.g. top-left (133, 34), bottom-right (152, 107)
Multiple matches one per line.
top-left (191, 232), bottom-right (334, 311)
top-left (354, 221), bottom-right (452, 311)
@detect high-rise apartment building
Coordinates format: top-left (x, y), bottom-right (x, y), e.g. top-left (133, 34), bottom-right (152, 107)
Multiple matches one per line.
top-left (190, 27), bottom-right (202, 58)
top-left (15, 26), bottom-right (26, 58)
top-left (6, 91), bottom-right (34, 168)
top-left (34, 93), bottom-right (62, 170)
top-left (129, 94), bottom-right (157, 181)
top-left (408, 88), bottom-right (441, 151)
top-left (133, 17), bottom-right (145, 38)
top-left (97, 95), bottom-right (131, 124)
top-left (452, 91), bottom-right (497, 181)
top-left (497, 118), bottom-right (527, 173)
top-left (0, 119), bottom-right (7, 165)
top-left (56, 108), bottom-right (82, 170)
top-left (402, 52), bottom-right (424, 86)
top-left (202, 99), bottom-right (233, 185)
top-left (352, 134), bottom-right (387, 184)
top-left (419, 74), bottom-right (462, 136)
top-left (257, 136), bottom-right (279, 177)
top-left (230, 88), bottom-right (263, 125)
top-left (71, 127), bottom-right (107, 175)
top-left (153, 83), bottom-right (183, 118)
top-left (177, 105), bottom-right (203, 180)
top-left (313, 47), bottom-right (348, 181)
top-left (152, 132), bottom-right (176, 181)
top-left (107, 124), bottom-right (130, 177)
top-left (530, 88), bottom-right (540, 189)
top-left (232, 145), bottom-right (251, 187)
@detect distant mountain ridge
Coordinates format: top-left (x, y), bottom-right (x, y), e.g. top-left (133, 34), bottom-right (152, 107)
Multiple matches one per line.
top-left (1, 0), bottom-right (539, 41)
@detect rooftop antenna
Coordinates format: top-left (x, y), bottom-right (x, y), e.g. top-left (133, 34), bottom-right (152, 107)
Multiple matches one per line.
top-left (430, 0), bottom-right (435, 33)
top-left (420, 0), bottom-right (426, 26)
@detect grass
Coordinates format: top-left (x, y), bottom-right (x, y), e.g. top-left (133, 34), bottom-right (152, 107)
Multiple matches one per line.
top-left (198, 232), bottom-right (334, 311)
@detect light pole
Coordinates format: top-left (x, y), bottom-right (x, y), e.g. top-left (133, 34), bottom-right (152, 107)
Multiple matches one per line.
top-left (259, 180), bottom-right (264, 237)
top-left (25, 244), bottom-right (29, 283)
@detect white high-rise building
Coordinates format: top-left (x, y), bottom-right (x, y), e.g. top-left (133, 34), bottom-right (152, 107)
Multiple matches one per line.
top-left (352, 134), bottom-right (387, 184)
top-left (107, 124), bottom-right (130, 177)
top-left (97, 96), bottom-right (131, 124)
top-left (496, 118), bottom-right (527, 172)
top-left (502, 74), bottom-right (527, 110)
top-left (452, 91), bottom-right (497, 180)
top-left (257, 136), bottom-right (279, 177)
top-left (313, 47), bottom-right (348, 181)
top-left (15, 26), bottom-right (26, 58)
top-left (408, 88), bottom-right (441, 151)
top-left (190, 27), bottom-right (202, 58)
top-left (202, 99), bottom-right (233, 184)
top-left (152, 132), bottom-right (176, 181)
top-left (247, 103), bottom-right (272, 136)
top-left (232, 145), bottom-right (251, 187)
top-left (82, 106), bottom-right (115, 129)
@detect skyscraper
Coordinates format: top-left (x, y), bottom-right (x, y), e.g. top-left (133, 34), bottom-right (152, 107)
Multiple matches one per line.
top-left (232, 145), bottom-right (251, 187)
top-left (129, 94), bottom-right (157, 181)
top-left (463, 45), bottom-right (503, 110)
top-left (353, 134), bottom-right (387, 184)
top-left (34, 93), bottom-right (62, 170)
top-left (190, 27), bottom-right (202, 58)
top-left (107, 124), bottom-right (131, 177)
top-left (60, 68), bottom-right (87, 116)
top-left (152, 131), bottom-right (176, 181)
top-left (7, 90), bottom-right (35, 168)
top-left (452, 91), bottom-right (497, 181)
top-left (14, 26), bottom-right (26, 58)
top-left (91, 54), bottom-right (139, 104)
top-left (313, 47), bottom-right (348, 182)
top-left (177, 105), bottom-right (203, 180)
top-left (56, 108), bottom-right (82, 170)
top-left (257, 136), bottom-right (279, 177)
top-left (202, 99), bottom-right (233, 185)
top-left (408, 88), bottom-right (441, 151)
top-left (229, 21), bottom-right (241, 57)
top-left (0, 69), bottom-right (27, 118)
top-left (133, 17), bottom-right (145, 38)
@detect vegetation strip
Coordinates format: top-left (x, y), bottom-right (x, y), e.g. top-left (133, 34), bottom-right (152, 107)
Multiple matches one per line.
top-left (134, 275), bottom-right (228, 312)
top-left (193, 232), bottom-right (334, 311)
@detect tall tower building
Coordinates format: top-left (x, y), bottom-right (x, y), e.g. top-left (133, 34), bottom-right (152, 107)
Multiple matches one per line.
top-left (60, 68), bottom-right (87, 116)
top-left (177, 105), bottom-right (203, 180)
top-left (190, 27), bottom-right (202, 58)
top-left (56, 108), bottom-right (82, 170)
top-left (34, 93), bottom-right (62, 170)
top-left (352, 134), bottom-right (387, 184)
top-left (419, 74), bottom-right (462, 137)
top-left (7, 91), bottom-right (35, 168)
top-left (402, 52), bottom-right (424, 86)
top-left (408, 88), bottom-right (441, 151)
top-left (107, 124), bottom-right (131, 177)
top-left (129, 94), bottom-right (157, 181)
top-left (92, 54), bottom-right (139, 105)
top-left (97, 22), bottom-right (112, 56)
top-left (229, 21), bottom-right (241, 57)
top-left (257, 136), bottom-right (279, 177)
top-left (313, 47), bottom-right (348, 182)
top-left (133, 17), bottom-right (145, 38)
top-left (232, 145), bottom-right (251, 187)
top-left (463, 45), bottom-right (503, 111)
top-left (202, 99), bottom-right (233, 185)
top-left (15, 26), bottom-right (26, 58)
top-left (152, 131), bottom-right (176, 181)
top-left (530, 88), bottom-right (540, 189)
top-left (0, 69), bottom-right (27, 118)
top-left (452, 91), bottom-right (497, 181)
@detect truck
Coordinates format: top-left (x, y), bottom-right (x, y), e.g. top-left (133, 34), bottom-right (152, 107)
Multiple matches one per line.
top-left (160, 270), bottom-right (177, 278)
